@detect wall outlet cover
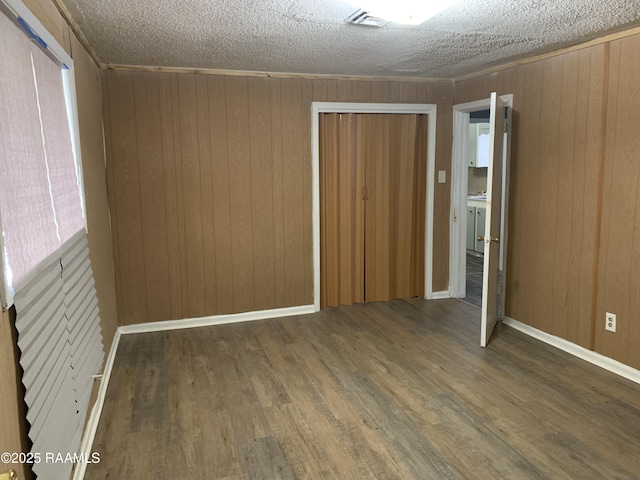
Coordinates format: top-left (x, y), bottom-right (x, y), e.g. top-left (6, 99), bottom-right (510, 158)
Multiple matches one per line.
top-left (605, 312), bottom-right (616, 333)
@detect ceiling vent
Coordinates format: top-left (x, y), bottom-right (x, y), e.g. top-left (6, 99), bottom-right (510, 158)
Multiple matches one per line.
top-left (346, 9), bottom-right (388, 27)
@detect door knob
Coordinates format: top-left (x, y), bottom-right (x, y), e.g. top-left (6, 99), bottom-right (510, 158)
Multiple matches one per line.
top-left (0, 470), bottom-right (17, 480)
top-left (477, 236), bottom-right (500, 243)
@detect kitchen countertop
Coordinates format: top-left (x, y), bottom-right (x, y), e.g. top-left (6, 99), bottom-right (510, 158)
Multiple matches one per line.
top-left (467, 195), bottom-right (486, 208)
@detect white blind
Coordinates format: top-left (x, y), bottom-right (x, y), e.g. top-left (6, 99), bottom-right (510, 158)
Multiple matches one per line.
top-left (31, 41), bottom-right (85, 245)
top-left (0, 11), bottom-right (60, 299)
top-left (15, 232), bottom-right (104, 480)
top-left (0, 9), bottom-right (85, 305)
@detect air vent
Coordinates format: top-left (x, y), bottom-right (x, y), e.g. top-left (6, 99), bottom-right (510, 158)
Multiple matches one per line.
top-left (346, 9), bottom-right (388, 27)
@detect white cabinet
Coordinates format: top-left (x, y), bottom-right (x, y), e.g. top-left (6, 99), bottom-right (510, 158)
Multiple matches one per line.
top-left (468, 123), bottom-right (490, 168)
top-left (466, 207), bottom-right (476, 250)
top-left (467, 203), bottom-right (486, 254)
top-left (475, 206), bottom-right (486, 253)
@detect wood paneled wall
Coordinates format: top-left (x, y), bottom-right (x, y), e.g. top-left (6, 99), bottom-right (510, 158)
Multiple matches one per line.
top-left (103, 71), bottom-right (453, 324)
top-left (596, 34), bottom-right (640, 369)
top-left (455, 34), bottom-right (640, 369)
top-left (0, 310), bottom-right (30, 480)
top-left (71, 34), bottom-right (119, 352)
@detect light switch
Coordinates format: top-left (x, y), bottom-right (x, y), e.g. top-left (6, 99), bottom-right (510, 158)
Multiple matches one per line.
top-left (438, 170), bottom-right (446, 184)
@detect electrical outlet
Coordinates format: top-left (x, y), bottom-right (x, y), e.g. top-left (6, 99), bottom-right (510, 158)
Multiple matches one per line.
top-left (605, 312), bottom-right (616, 333)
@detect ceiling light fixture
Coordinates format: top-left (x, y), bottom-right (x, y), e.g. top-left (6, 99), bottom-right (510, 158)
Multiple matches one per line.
top-left (354, 0), bottom-right (458, 25)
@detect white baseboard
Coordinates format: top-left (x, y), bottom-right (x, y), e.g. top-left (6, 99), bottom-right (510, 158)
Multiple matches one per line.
top-left (503, 316), bottom-right (640, 385)
top-left (119, 304), bottom-right (316, 335)
top-left (431, 290), bottom-right (451, 300)
top-left (73, 329), bottom-right (122, 480)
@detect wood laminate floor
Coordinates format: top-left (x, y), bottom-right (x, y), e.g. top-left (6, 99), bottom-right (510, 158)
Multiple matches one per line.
top-left (85, 299), bottom-right (640, 479)
top-left (465, 253), bottom-right (484, 308)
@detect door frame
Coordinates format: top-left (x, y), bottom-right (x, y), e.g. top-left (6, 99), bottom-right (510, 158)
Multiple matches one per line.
top-left (449, 93), bottom-right (513, 304)
top-left (449, 94), bottom-right (513, 302)
top-left (311, 102), bottom-right (438, 311)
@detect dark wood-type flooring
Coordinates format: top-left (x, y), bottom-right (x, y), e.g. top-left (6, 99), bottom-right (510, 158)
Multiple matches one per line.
top-left (465, 253), bottom-right (484, 308)
top-left (85, 299), bottom-right (640, 479)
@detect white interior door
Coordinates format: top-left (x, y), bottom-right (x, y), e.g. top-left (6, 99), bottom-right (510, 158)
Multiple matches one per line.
top-left (480, 93), bottom-right (505, 347)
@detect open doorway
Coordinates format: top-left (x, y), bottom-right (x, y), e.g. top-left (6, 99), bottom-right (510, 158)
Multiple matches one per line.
top-left (450, 93), bottom-right (513, 346)
top-left (465, 109), bottom-right (491, 308)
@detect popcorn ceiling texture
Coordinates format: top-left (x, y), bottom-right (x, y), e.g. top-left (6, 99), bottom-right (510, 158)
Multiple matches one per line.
top-left (60, 0), bottom-right (640, 78)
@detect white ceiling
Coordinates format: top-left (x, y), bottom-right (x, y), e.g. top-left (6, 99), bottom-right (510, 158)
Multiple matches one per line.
top-left (60, 0), bottom-right (640, 78)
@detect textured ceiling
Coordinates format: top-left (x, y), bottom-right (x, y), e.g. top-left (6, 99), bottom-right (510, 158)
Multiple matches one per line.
top-left (60, 0), bottom-right (640, 78)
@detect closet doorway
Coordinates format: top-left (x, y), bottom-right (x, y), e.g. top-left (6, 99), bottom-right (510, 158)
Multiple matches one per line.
top-left (311, 103), bottom-right (438, 310)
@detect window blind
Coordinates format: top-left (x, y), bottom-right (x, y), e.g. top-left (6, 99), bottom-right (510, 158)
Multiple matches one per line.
top-left (0, 10), bottom-right (60, 302)
top-left (15, 232), bottom-right (104, 480)
top-left (0, 8), bottom-right (85, 305)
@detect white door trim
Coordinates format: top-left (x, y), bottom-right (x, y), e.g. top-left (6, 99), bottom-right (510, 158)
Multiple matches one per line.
top-left (450, 95), bottom-right (513, 300)
top-left (311, 102), bottom-right (438, 311)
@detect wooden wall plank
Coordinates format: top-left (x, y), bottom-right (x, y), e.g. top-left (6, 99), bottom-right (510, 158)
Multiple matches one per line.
top-left (336, 80), bottom-right (353, 101)
top-left (301, 80), bottom-right (314, 305)
top-left (312, 79), bottom-right (328, 101)
top-left (169, 74), bottom-right (190, 319)
top-left (431, 83), bottom-right (453, 291)
top-left (225, 77), bottom-right (255, 313)
top-left (551, 54), bottom-right (579, 342)
top-left (158, 74), bottom-right (184, 319)
top-left (196, 75), bottom-right (217, 314)
top-left (269, 78), bottom-right (286, 308)
top-left (102, 70), bottom-right (122, 324)
top-left (206, 76), bottom-right (234, 314)
top-left (248, 77), bottom-right (276, 310)
top-left (133, 73), bottom-right (172, 321)
top-left (370, 82), bottom-right (390, 102)
top-left (532, 57), bottom-right (562, 335)
top-left (0, 310), bottom-right (31, 480)
top-left (565, 51), bottom-right (589, 346)
top-left (280, 79), bottom-right (306, 306)
top-left (106, 72), bottom-right (147, 324)
top-left (580, 46), bottom-right (606, 349)
top-left (71, 34), bottom-right (119, 350)
top-left (351, 81), bottom-right (371, 102)
top-left (514, 63), bottom-right (543, 330)
top-left (23, 0), bottom-right (71, 53)
top-left (178, 75), bottom-right (206, 317)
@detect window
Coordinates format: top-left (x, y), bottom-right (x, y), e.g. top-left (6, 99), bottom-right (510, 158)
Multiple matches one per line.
top-left (0, 0), bottom-right (85, 307)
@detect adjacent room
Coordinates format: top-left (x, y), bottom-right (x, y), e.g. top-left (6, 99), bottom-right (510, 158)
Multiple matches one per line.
top-left (1, 0), bottom-right (640, 479)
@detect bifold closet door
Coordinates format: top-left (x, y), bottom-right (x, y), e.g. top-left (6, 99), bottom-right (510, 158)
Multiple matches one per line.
top-left (320, 113), bottom-right (427, 308)
top-left (320, 113), bottom-right (365, 308)
top-left (364, 114), bottom-right (427, 302)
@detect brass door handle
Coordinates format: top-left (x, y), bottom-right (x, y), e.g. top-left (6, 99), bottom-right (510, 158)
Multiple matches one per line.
top-left (477, 236), bottom-right (500, 243)
top-left (0, 470), bottom-right (17, 480)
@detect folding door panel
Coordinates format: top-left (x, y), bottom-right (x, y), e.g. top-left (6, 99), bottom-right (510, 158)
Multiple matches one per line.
top-left (320, 112), bottom-right (427, 308)
top-left (364, 114), bottom-right (427, 302)
top-left (320, 113), bottom-right (365, 308)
